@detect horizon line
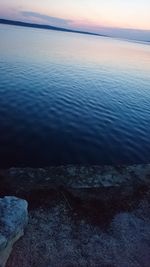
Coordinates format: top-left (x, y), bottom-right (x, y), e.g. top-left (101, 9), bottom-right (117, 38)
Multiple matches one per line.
top-left (0, 18), bottom-right (109, 38)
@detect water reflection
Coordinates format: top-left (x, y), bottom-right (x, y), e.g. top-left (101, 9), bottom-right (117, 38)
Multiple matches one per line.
top-left (0, 24), bottom-right (150, 167)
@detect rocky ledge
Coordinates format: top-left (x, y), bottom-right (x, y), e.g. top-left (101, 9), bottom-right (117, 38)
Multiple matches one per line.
top-left (0, 164), bottom-right (150, 208)
top-left (0, 164), bottom-right (150, 267)
top-left (0, 197), bottom-right (28, 267)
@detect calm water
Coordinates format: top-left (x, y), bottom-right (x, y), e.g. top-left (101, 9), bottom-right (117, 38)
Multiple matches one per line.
top-left (0, 24), bottom-right (150, 167)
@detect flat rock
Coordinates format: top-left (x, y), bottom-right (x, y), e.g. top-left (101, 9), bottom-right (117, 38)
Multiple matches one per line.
top-left (0, 196), bottom-right (28, 267)
top-left (1, 164), bottom-right (150, 206)
top-left (6, 198), bottom-right (150, 267)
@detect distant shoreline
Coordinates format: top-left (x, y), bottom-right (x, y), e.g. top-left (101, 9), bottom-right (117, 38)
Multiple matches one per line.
top-left (0, 18), bottom-right (108, 38)
top-left (0, 18), bottom-right (149, 44)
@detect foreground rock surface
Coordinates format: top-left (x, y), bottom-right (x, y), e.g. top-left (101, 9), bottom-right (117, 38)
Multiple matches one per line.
top-left (0, 165), bottom-right (150, 266)
top-left (0, 197), bottom-right (28, 267)
top-left (6, 192), bottom-right (150, 267)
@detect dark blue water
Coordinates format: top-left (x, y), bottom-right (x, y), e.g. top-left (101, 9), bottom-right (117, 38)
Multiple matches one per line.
top-left (0, 24), bottom-right (150, 167)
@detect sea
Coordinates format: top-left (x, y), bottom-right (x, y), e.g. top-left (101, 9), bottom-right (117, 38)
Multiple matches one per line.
top-left (0, 24), bottom-right (150, 167)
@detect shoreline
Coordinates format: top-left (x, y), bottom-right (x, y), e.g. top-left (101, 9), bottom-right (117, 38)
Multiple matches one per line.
top-left (1, 164), bottom-right (150, 226)
top-left (1, 164), bottom-right (150, 207)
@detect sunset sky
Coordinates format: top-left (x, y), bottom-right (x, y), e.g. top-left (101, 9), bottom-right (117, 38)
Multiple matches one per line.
top-left (0, 0), bottom-right (150, 40)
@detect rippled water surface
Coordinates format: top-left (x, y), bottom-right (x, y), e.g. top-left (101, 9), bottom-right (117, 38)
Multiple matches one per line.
top-left (0, 24), bottom-right (150, 167)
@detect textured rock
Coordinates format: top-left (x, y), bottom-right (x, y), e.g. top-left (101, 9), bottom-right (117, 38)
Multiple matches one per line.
top-left (6, 197), bottom-right (150, 267)
top-left (1, 164), bottom-right (150, 205)
top-left (0, 196), bottom-right (28, 267)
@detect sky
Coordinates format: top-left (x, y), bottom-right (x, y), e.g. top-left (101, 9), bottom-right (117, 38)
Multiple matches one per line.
top-left (0, 0), bottom-right (150, 41)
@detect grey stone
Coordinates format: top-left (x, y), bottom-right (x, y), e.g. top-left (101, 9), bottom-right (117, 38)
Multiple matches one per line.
top-left (0, 196), bottom-right (28, 267)
top-left (6, 199), bottom-right (150, 267)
